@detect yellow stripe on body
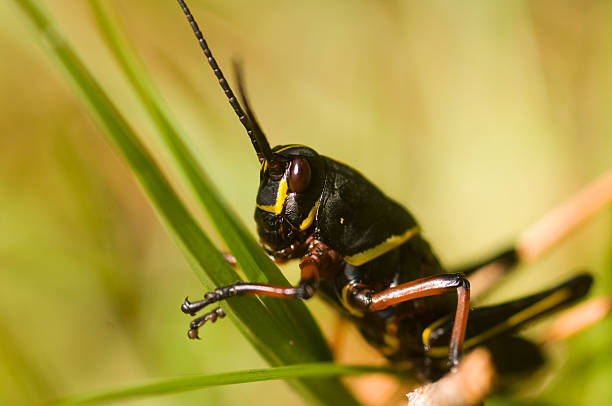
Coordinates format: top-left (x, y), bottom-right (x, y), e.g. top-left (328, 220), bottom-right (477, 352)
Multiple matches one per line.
top-left (421, 315), bottom-right (452, 348)
top-left (344, 225), bottom-right (420, 266)
top-left (424, 288), bottom-right (572, 358)
top-left (299, 200), bottom-right (320, 230)
top-left (381, 333), bottom-right (401, 356)
top-left (340, 284), bottom-right (365, 317)
top-left (256, 175), bottom-right (288, 214)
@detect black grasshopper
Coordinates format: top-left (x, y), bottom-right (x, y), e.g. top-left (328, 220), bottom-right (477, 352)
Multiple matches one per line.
top-left (176, 0), bottom-right (592, 381)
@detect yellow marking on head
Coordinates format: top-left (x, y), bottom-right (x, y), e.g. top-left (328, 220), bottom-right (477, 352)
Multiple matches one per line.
top-left (260, 145), bottom-right (306, 174)
top-left (256, 175), bottom-right (288, 214)
top-left (274, 144), bottom-right (308, 153)
top-left (424, 288), bottom-right (572, 358)
top-left (340, 284), bottom-right (365, 317)
top-left (260, 144), bottom-right (307, 175)
top-left (344, 226), bottom-right (420, 266)
top-left (299, 200), bottom-right (320, 230)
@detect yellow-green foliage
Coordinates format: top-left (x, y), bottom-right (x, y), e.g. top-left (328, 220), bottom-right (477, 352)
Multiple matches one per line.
top-left (1, 1), bottom-right (611, 405)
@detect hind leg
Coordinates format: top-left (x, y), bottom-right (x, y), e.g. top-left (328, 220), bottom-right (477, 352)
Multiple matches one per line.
top-left (422, 273), bottom-right (593, 359)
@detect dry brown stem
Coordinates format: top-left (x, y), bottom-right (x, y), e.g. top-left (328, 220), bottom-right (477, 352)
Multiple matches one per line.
top-left (406, 348), bottom-right (495, 406)
top-left (517, 170), bottom-right (612, 262)
top-left (539, 296), bottom-right (612, 345)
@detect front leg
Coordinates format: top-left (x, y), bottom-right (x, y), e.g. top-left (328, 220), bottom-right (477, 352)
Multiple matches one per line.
top-left (345, 273), bottom-right (470, 368)
top-left (181, 239), bottom-right (340, 339)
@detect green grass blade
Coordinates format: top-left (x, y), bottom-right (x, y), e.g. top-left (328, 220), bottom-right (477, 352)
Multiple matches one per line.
top-left (87, 0), bottom-right (330, 359)
top-left (12, 0), bottom-right (287, 363)
top-left (14, 1), bottom-right (360, 405)
top-left (48, 363), bottom-right (398, 405)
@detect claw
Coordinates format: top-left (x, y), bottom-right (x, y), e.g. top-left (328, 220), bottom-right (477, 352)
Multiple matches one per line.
top-left (185, 306), bottom-right (226, 341)
top-left (181, 297), bottom-right (190, 313)
top-left (181, 297), bottom-right (196, 315)
top-left (181, 291), bottom-right (223, 316)
top-left (181, 296), bottom-right (213, 316)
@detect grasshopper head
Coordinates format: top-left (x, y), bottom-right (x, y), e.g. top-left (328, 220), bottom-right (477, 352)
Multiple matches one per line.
top-left (254, 145), bottom-right (325, 259)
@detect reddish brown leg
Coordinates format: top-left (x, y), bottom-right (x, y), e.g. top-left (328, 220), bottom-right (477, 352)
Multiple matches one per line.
top-left (181, 261), bottom-right (319, 315)
top-left (348, 273), bottom-right (470, 367)
top-left (182, 239), bottom-right (340, 338)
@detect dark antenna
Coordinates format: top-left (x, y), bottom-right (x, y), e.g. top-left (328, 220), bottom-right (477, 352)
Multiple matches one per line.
top-left (233, 61), bottom-right (275, 165)
top-left (176, 0), bottom-right (262, 157)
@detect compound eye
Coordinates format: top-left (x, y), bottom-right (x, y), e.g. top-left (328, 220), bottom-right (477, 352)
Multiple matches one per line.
top-left (288, 158), bottom-right (311, 193)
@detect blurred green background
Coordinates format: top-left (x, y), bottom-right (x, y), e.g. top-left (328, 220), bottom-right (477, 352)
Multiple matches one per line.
top-left (1, 0), bottom-right (611, 405)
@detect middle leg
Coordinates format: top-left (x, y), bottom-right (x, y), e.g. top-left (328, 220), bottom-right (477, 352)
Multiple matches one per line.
top-left (345, 273), bottom-right (470, 367)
